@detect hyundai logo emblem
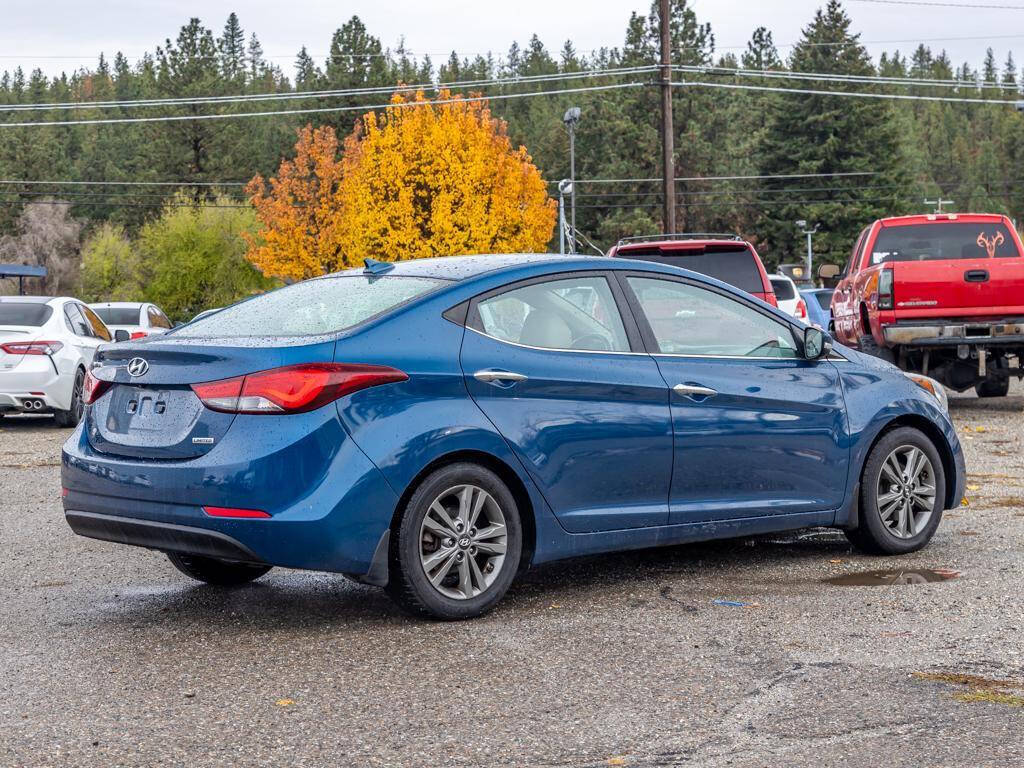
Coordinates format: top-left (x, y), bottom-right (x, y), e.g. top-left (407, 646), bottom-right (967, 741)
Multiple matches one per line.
top-left (127, 357), bottom-right (149, 377)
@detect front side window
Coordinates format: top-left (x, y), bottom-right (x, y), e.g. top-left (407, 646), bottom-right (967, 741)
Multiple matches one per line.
top-left (627, 277), bottom-right (799, 359)
top-left (474, 276), bottom-right (630, 352)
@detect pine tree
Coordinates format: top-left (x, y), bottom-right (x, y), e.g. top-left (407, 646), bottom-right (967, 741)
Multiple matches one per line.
top-left (218, 13), bottom-right (246, 83)
top-left (742, 27), bottom-right (781, 70)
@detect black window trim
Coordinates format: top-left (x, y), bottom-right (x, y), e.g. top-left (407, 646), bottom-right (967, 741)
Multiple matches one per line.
top-left (612, 270), bottom-right (813, 361)
top-left (460, 270), bottom-right (647, 355)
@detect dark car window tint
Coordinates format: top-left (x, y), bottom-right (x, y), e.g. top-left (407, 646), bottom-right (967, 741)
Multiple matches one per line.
top-left (64, 304), bottom-right (92, 336)
top-left (175, 275), bottom-right (443, 337)
top-left (92, 307), bottom-right (143, 326)
top-left (770, 278), bottom-right (796, 300)
top-left (813, 291), bottom-right (834, 310)
top-left (81, 305), bottom-right (112, 341)
top-left (871, 222), bottom-right (1020, 263)
top-left (615, 245), bottom-right (764, 293)
top-left (147, 306), bottom-right (172, 329)
top-left (0, 302), bottom-right (52, 326)
top-left (475, 276), bottom-right (629, 352)
top-left (628, 277), bottom-right (798, 359)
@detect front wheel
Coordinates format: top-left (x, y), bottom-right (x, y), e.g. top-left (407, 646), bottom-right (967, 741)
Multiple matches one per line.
top-left (975, 377), bottom-right (1009, 398)
top-left (845, 427), bottom-right (946, 555)
top-left (166, 552), bottom-right (272, 585)
top-left (386, 463), bottom-right (522, 620)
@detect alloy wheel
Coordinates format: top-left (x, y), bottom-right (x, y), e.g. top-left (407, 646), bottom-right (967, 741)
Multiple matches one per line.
top-left (418, 484), bottom-right (507, 600)
top-left (876, 445), bottom-right (936, 539)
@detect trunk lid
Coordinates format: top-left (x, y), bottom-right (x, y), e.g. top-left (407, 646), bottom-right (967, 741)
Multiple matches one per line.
top-left (86, 336), bottom-right (337, 460)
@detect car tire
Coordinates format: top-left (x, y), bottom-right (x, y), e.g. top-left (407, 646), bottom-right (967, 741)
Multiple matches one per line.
top-left (386, 462), bottom-right (522, 620)
top-left (974, 377), bottom-right (1009, 398)
top-left (845, 426), bottom-right (946, 555)
top-left (54, 368), bottom-right (85, 428)
top-left (166, 552), bottom-right (272, 586)
top-left (857, 334), bottom-right (895, 364)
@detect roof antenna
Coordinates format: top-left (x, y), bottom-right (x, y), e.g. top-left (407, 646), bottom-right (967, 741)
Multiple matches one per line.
top-left (363, 258), bottom-right (395, 275)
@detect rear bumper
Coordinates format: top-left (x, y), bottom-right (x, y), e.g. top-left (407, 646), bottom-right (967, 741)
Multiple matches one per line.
top-left (65, 509), bottom-right (265, 564)
top-left (60, 409), bottom-right (401, 575)
top-left (0, 366), bottom-right (71, 411)
top-left (882, 321), bottom-right (1024, 348)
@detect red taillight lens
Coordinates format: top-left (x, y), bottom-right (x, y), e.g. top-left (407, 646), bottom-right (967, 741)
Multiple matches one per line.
top-left (203, 505), bottom-right (271, 519)
top-left (83, 369), bottom-right (113, 405)
top-left (0, 340), bottom-right (63, 356)
top-left (796, 299), bottom-right (808, 319)
top-left (191, 363), bottom-right (407, 415)
top-left (130, 331), bottom-right (148, 340)
top-left (878, 268), bottom-right (894, 310)
top-left (765, 293), bottom-right (779, 307)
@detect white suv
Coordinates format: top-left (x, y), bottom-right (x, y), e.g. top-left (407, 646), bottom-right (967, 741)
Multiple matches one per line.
top-left (0, 296), bottom-right (112, 426)
top-left (769, 275), bottom-right (808, 322)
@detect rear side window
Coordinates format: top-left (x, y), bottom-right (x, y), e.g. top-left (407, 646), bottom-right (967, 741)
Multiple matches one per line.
top-left (175, 275), bottom-right (444, 337)
top-left (0, 302), bottom-right (52, 326)
top-left (615, 245), bottom-right (764, 293)
top-left (92, 307), bottom-right (143, 326)
top-left (147, 306), bottom-right (172, 329)
top-left (812, 291), bottom-right (833, 310)
top-left (769, 278), bottom-right (796, 301)
top-left (871, 222), bottom-right (1020, 263)
top-left (64, 304), bottom-right (92, 336)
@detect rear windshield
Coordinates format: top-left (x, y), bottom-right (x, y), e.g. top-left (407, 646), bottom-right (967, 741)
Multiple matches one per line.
top-left (175, 275), bottom-right (445, 337)
top-left (92, 307), bottom-right (142, 325)
top-left (770, 278), bottom-right (796, 301)
top-left (811, 291), bottom-right (833, 310)
top-left (0, 302), bottom-right (52, 326)
top-left (616, 245), bottom-right (764, 293)
top-left (870, 222), bottom-right (1021, 264)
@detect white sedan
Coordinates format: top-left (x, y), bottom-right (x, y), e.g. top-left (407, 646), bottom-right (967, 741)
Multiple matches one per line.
top-left (0, 296), bottom-right (112, 426)
top-left (89, 302), bottom-right (173, 341)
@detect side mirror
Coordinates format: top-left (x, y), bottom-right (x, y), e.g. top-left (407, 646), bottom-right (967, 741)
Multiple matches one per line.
top-left (803, 326), bottom-right (832, 360)
top-left (113, 329), bottom-right (130, 343)
top-left (818, 264), bottom-right (840, 280)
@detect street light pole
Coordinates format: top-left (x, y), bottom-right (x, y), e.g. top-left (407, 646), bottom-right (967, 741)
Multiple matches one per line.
top-left (796, 220), bottom-right (820, 281)
top-left (562, 107), bottom-right (581, 254)
top-left (558, 179), bottom-right (573, 255)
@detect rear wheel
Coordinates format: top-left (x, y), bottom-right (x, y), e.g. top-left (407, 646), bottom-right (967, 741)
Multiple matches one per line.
top-left (975, 376), bottom-right (1010, 398)
top-left (845, 427), bottom-right (946, 555)
top-left (166, 552), bottom-right (272, 586)
top-left (386, 463), bottom-right (522, 620)
top-left (54, 368), bottom-right (85, 427)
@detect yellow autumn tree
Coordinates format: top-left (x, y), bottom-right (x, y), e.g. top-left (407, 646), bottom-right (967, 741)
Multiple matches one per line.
top-left (335, 90), bottom-right (555, 262)
top-left (245, 125), bottom-right (347, 281)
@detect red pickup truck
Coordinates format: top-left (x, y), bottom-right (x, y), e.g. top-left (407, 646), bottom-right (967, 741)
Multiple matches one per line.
top-left (829, 213), bottom-right (1024, 397)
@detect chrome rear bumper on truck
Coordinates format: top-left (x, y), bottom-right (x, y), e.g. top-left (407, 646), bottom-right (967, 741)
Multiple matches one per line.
top-left (883, 320), bottom-right (1024, 347)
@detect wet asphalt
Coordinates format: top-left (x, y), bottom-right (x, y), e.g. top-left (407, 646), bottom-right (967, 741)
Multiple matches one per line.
top-left (1, 385), bottom-right (1023, 767)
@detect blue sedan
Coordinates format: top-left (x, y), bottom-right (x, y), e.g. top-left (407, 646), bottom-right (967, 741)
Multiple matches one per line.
top-left (62, 255), bottom-right (965, 619)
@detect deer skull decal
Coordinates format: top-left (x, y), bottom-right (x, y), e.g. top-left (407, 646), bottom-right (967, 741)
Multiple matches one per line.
top-left (977, 230), bottom-right (1004, 259)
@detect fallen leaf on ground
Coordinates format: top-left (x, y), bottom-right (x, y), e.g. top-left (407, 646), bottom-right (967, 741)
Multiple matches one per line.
top-left (966, 484), bottom-right (980, 491)
top-left (276, 699), bottom-right (295, 707)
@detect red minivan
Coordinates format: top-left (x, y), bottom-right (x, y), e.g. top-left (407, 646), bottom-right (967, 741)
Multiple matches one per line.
top-left (607, 234), bottom-right (778, 306)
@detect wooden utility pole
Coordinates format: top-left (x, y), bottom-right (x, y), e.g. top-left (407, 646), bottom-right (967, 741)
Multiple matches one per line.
top-left (659, 0), bottom-right (676, 234)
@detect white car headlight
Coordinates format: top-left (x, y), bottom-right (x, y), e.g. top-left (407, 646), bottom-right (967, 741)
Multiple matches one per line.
top-left (904, 372), bottom-right (949, 412)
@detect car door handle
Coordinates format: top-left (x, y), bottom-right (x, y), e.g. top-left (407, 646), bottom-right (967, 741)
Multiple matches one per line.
top-left (673, 383), bottom-right (717, 398)
top-left (474, 369), bottom-right (529, 384)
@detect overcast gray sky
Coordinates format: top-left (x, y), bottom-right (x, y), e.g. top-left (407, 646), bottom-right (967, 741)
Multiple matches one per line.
top-left (4, 1), bottom-right (1024, 78)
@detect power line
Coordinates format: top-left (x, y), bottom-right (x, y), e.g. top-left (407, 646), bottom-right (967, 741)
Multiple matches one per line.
top-left (552, 171), bottom-right (881, 185)
top-left (0, 81), bottom-right (647, 127)
top-left (672, 79), bottom-right (1024, 105)
top-left (0, 66), bottom-right (658, 112)
top-left (679, 64), bottom-right (1020, 91)
top-left (850, 0), bottom-right (1024, 8)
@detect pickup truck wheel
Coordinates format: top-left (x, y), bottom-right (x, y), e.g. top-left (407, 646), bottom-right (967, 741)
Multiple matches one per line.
top-left (845, 426), bottom-right (945, 555)
top-left (857, 334), bottom-right (895, 364)
top-left (975, 377), bottom-right (1009, 398)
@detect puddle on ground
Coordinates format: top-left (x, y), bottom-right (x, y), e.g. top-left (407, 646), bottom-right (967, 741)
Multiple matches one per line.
top-left (824, 568), bottom-right (960, 586)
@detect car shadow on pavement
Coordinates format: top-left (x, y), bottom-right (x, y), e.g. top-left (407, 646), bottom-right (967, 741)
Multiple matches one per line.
top-left (88, 529), bottom-right (853, 629)
top-left (948, 394), bottom-right (1024, 413)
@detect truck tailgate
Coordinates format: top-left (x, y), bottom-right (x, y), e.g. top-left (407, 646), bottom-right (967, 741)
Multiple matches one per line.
top-left (893, 258), bottom-right (1024, 317)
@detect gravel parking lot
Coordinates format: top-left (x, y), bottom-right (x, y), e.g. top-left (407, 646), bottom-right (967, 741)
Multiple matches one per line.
top-left (1, 386), bottom-right (1022, 768)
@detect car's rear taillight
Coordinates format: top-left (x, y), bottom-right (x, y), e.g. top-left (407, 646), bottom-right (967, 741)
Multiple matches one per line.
top-left (191, 363), bottom-right (407, 414)
top-left (129, 331), bottom-right (148, 340)
top-left (765, 293), bottom-right (779, 307)
top-left (83, 369), bottom-right (113, 405)
top-left (796, 298), bottom-right (808, 320)
top-left (0, 340), bottom-right (63, 356)
top-left (878, 268), bottom-right (894, 310)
